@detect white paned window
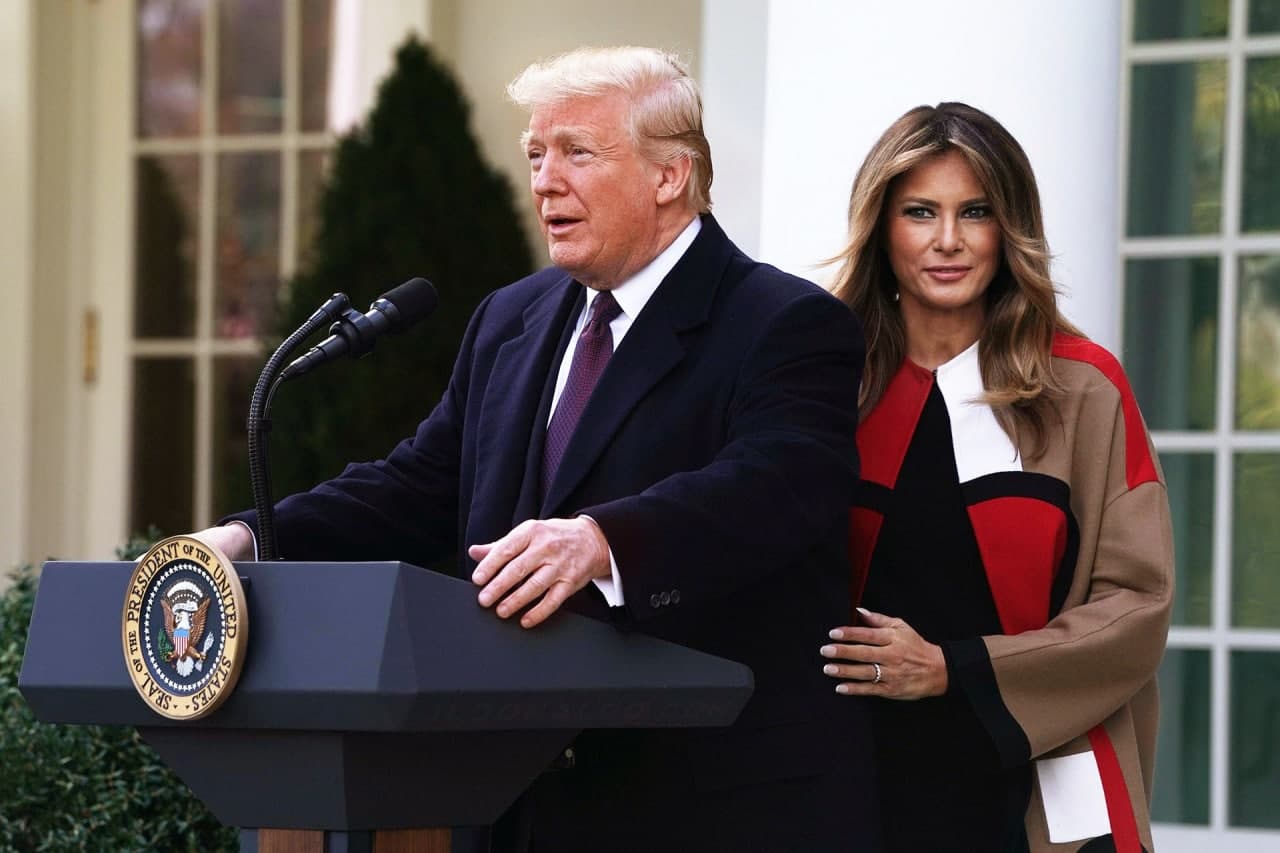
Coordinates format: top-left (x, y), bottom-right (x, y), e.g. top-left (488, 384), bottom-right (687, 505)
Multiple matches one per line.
top-left (130, 0), bottom-right (334, 534)
top-left (1123, 1), bottom-right (1280, 849)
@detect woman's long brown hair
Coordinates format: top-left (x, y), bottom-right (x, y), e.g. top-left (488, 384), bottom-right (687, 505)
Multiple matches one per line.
top-left (830, 102), bottom-right (1083, 455)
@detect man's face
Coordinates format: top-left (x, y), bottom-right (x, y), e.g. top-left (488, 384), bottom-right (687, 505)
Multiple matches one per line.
top-left (524, 92), bottom-right (665, 289)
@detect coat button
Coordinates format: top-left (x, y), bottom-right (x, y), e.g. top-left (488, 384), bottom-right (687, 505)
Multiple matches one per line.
top-left (659, 591), bottom-right (671, 606)
top-left (670, 589), bottom-right (681, 604)
top-left (650, 593), bottom-right (661, 608)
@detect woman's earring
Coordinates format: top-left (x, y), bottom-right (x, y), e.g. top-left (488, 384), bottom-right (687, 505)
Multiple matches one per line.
top-left (893, 290), bottom-right (900, 302)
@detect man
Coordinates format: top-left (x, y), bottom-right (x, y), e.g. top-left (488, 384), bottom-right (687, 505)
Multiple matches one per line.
top-left (197, 46), bottom-right (878, 851)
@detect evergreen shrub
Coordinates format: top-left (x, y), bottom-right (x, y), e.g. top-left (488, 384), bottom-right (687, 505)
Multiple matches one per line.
top-left (223, 36), bottom-right (533, 522)
top-left (0, 533), bottom-right (236, 852)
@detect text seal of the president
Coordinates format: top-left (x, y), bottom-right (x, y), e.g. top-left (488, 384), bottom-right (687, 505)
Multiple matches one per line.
top-left (122, 535), bottom-right (248, 720)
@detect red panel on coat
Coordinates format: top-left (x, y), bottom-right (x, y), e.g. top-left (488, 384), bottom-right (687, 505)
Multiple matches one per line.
top-left (847, 506), bottom-right (882, 615)
top-left (1052, 334), bottom-right (1158, 491)
top-left (857, 360), bottom-right (933, 488)
top-left (967, 497), bottom-right (1067, 635)
top-left (1088, 725), bottom-right (1142, 853)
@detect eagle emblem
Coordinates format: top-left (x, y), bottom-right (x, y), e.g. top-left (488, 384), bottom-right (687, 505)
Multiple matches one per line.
top-left (123, 536), bottom-right (248, 720)
top-left (160, 580), bottom-right (212, 674)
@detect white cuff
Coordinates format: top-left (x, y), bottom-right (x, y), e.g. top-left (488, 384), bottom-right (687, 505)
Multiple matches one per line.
top-left (580, 515), bottom-right (625, 607)
top-left (226, 520), bottom-right (260, 561)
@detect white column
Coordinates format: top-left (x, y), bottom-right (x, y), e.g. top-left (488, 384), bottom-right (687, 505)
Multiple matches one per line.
top-left (703, 0), bottom-right (1123, 349)
top-left (0, 0), bottom-right (34, 574)
top-left (329, 0), bottom-right (433, 131)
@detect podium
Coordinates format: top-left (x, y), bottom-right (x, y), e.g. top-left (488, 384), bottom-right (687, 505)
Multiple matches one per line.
top-left (19, 560), bottom-right (753, 852)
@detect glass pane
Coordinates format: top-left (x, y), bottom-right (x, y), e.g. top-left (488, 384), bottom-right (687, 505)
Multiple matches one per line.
top-left (217, 0), bottom-right (284, 133)
top-left (1152, 648), bottom-right (1210, 824)
top-left (1237, 256), bottom-right (1280, 429)
top-left (1127, 61), bottom-right (1226, 236)
top-left (1230, 651), bottom-right (1280, 828)
top-left (297, 148), bottom-right (330, 270)
top-left (215, 152), bottom-right (281, 339)
top-left (135, 155), bottom-right (201, 338)
top-left (211, 357), bottom-right (255, 520)
top-left (136, 0), bottom-right (206, 138)
top-left (1233, 453), bottom-right (1280, 627)
top-left (1242, 57), bottom-right (1280, 232)
top-left (1123, 257), bottom-right (1218, 430)
top-left (131, 358), bottom-right (194, 536)
top-left (1134, 0), bottom-right (1228, 40)
top-left (300, 0), bottom-right (335, 132)
top-left (1250, 0), bottom-right (1280, 33)
top-left (1161, 453), bottom-right (1214, 625)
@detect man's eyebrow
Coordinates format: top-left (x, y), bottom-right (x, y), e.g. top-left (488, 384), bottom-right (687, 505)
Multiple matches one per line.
top-left (525, 126), bottom-right (602, 148)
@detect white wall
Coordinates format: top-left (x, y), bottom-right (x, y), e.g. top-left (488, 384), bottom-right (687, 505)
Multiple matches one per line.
top-left (27, 1), bottom-right (77, 567)
top-left (328, 0), bottom-right (433, 131)
top-left (703, 0), bottom-right (1123, 349)
top-left (701, 0), bottom-right (769, 258)
top-left (0, 0), bottom-right (34, 575)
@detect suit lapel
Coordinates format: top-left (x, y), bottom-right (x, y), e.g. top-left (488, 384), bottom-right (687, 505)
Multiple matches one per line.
top-left (473, 276), bottom-right (582, 531)
top-left (541, 215), bottom-right (736, 515)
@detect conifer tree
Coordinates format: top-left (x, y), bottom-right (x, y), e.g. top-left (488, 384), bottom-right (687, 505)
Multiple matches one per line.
top-left (224, 37), bottom-right (533, 522)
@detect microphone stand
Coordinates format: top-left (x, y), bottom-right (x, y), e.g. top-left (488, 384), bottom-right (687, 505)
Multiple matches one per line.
top-left (248, 294), bottom-right (350, 560)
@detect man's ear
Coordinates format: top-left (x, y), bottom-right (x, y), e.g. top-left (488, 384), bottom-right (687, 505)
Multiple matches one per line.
top-left (655, 155), bottom-right (693, 206)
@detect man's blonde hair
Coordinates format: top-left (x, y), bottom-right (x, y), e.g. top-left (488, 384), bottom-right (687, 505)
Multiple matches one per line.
top-left (508, 46), bottom-right (713, 213)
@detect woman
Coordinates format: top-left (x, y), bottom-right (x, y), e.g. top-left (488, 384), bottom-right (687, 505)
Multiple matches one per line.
top-left (821, 102), bottom-right (1173, 853)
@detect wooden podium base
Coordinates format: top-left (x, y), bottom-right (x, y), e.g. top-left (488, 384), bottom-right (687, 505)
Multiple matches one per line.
top-left (251, 828), bottom-right (451, 853)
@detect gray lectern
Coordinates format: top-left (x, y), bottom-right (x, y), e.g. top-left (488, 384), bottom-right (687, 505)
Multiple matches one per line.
top-left (19, 560), bottom-right (753, 853)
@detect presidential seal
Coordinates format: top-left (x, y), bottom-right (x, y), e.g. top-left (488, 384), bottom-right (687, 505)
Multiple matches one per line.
top-left (122, 535), bottom-right (248, 720)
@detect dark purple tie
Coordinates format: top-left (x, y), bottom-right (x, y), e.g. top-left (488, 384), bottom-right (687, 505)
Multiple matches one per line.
top-left (542, 290), bottom-right (623, 501)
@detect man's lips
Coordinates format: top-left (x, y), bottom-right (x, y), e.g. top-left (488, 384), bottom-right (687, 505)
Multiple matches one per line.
top-left (543, 215), bottom-right (582, 235)
top-left (924, 265), bottom-right (971, 282)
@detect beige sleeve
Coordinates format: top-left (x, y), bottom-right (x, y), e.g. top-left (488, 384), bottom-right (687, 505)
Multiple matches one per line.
top-left (943, 401), bottom-right (1174, 765)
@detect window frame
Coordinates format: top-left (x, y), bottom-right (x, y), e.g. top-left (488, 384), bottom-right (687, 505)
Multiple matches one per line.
top-left (129, 0), bottom-right (333, 530)
top-left (1121, 1), bottom-right (1280, 847)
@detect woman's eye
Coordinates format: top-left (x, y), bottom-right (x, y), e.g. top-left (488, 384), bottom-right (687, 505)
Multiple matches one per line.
top-left (963, 205), bottom-right (992, 220)
top-left (904, 206), bottom-right (933, 219)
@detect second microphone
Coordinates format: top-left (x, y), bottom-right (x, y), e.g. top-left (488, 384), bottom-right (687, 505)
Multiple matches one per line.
top-left (280, 277), bottom-right (439, 381)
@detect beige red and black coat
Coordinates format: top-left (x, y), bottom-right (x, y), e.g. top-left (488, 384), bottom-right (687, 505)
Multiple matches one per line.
top-left (850, 333), bottom-right (1174, 853)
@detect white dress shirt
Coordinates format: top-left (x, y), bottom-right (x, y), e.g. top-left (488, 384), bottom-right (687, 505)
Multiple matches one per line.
top-left (551, 216), bottom-right (702, 606)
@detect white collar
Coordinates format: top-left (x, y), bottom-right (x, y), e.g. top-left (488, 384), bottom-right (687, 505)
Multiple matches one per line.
top-left (584, 216), bottom-right (701, 320)
top-left (932, 337), bottom-right (982, 391)
top-left (930, 338), bottom-right (1023, 481)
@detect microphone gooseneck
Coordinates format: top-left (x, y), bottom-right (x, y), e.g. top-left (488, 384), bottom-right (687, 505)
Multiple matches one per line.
top-left (244, 279), bottom-right (439, 561)
top-left (247, 292), bottom-right (352, 561)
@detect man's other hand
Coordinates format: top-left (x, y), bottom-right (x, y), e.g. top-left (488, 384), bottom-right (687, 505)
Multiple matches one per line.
top-left (469, 517), bottom-right (611, 629)
top-left (189, 523), bottom-right (255, 562)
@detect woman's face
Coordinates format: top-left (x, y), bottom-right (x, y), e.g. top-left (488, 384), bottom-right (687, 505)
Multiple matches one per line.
top-left (884, 149), bottom-right (1002, 329)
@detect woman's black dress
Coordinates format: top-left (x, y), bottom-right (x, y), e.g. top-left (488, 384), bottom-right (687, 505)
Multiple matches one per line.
top-left (859, 383), bottom-right (1033, 852)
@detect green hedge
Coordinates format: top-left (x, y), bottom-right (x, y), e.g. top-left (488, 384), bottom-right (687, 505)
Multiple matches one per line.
top-left (0, 535), bottom-right (236, 852)
top-left (223, 36), bottom-right (533, 518)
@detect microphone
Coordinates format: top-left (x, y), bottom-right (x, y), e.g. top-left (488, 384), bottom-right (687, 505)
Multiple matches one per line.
top-left (280, 277), bottom-right (439, 381)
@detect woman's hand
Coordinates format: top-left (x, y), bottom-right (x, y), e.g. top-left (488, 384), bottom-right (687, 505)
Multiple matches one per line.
top-left (821, 607), bottom-right (949, 700)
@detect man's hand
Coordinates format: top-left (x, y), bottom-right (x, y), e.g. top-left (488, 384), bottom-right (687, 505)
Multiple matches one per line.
top-left (189, 523), bottom-right (255, 562)
top-left (469, 517), bottom-right (611, 629)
